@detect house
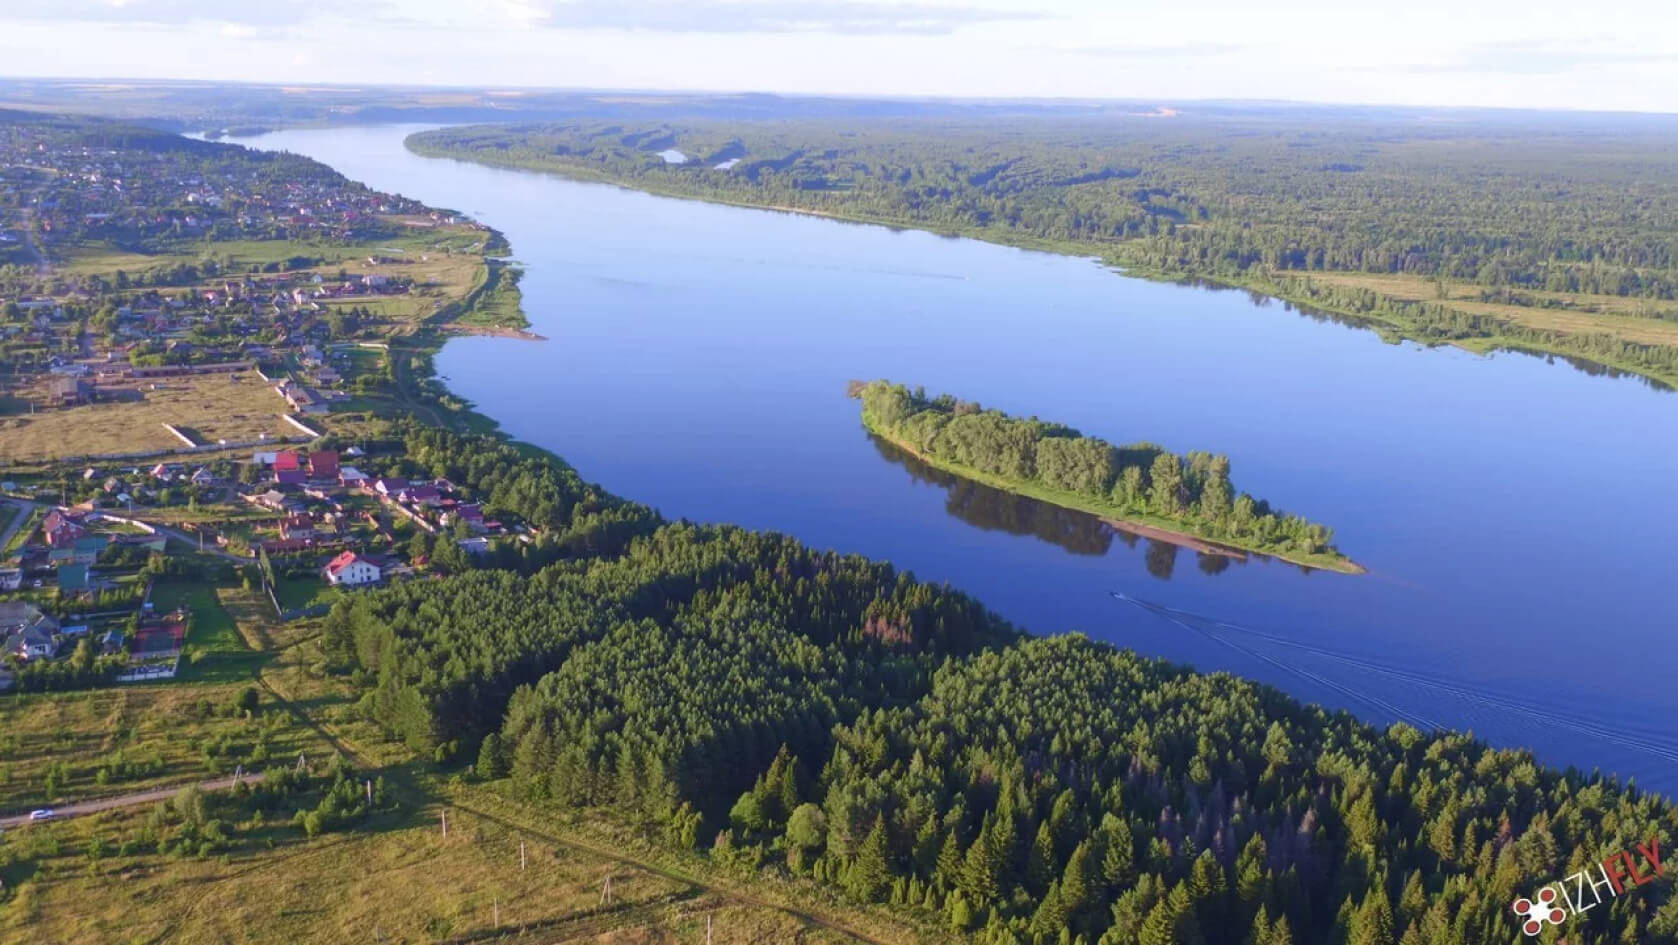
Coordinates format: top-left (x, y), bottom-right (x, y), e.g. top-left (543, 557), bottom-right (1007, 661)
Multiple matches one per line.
top-left (400, 484), bottom-right (441, 507)
top-left (250, 489), bottom-right (297, 512)
top-left (458, 536), bottom-right (490, 557)
top-left (42, 509), bottom-right (87, 548)
top-left (190, 467), bottom-right (222, 487)
top-left (307, 451), bottom-right (339, 481)
top-left (50, 376), bottom-right (92, 406)
top-left (279, 514), bottom-right (316, 541)
top-left (372, 477), bottom-right (408, 498)
top-left (0, 568), bottom-right (21, 591)
top-left (0, 601), bottom-right (59, 661)
top-left (56, 562), bottom-right (91, 594)
top-left (2, 625), bottom-right (56, 662)
top-left (273, 451), bottom-right (306, 486)
top-left (323, 551), bottom-right (381, 587)
top-left (338, 466), bottom-right (369, 489)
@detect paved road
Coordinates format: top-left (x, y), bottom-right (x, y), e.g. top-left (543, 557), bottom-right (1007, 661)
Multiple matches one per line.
top-left (0, 772), bottom-right (265, 828)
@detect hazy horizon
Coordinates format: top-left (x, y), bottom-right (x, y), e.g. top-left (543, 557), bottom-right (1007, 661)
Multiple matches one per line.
top-left (4, 0), bottom-right (1678, 114)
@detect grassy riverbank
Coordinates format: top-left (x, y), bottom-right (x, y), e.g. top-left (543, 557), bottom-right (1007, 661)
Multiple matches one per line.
top-left (406, 131), bottom-right (1678, 391)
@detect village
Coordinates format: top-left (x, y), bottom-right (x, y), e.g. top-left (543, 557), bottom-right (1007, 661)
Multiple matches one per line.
top-left (0, 115), bottom-right (526, 694)
top-left (0, 441), bottom-right (522, 691)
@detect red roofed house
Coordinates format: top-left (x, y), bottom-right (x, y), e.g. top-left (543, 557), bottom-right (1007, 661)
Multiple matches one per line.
top-left (273, 451), bottom-right (306, 486)
top-left (323, 551), bottom-right (381, 587)
top-left (307, 451), bottom-right (339, 482)
top-left (42, 509), bottom-right (87, 548)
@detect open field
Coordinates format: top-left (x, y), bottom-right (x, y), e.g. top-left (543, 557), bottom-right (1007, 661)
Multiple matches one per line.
top-left (152, 583), bottom-right (267, 683)
top-left (0, 373), bottom-right (288, 461)
top-left (60, 224), bottom-right (497, 330)
top-left (0, 578), bottom-right (932, 945)
top-left (0, 680), bottom-right (328, 815)
top-left (1306, 271), bottom-right (1678, 347)
top-left (272, 575), bottom-right (342, 613)
top-left (0, 794), bottom-right (867, 945)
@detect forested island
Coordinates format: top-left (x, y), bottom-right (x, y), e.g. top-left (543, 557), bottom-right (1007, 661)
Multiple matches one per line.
top-left (855, 381), bottom-right (1356, 573)
top-left (408, 117), bottom-right (1678, 389)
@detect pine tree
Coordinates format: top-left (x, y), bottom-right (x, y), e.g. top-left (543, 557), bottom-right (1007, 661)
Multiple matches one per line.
top-left (935, 827), bottom-right (963, 892)
top-left (1031, 880), bottom-right (1069, 940)
top-left (1350, 889), bottom-right (1395, 945)
top-left (1187, 848), bottom-right (1228, 934)
top-left (1102, 819), bottom-right (1137, 889)
top-left (961, 820), bottom-right (1002, 907)
top-left (1236, 833), bottom-right (1270, 908)
top-left (1246, 905), bottom-right (1273, 945)
top-left (1396, 871), bottom-right (1425, 933)
top-left (1028, 820), bottom-right (1058, 895)
top-left (847, 815), bottom-right (891, 903)
top-left (1061, 840), bottom-right (1095, 922)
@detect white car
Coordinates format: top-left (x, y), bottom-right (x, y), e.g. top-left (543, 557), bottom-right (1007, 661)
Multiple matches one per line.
top-left (28, 809), bottom-right (54, 821)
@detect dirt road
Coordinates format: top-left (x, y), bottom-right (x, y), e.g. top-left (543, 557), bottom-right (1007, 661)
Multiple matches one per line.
top-left (0, 772), bottom-right (265, 828)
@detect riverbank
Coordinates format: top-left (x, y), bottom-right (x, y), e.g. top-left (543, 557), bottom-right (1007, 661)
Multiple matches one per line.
top-left (862, 414), bottom-right (1366, 576)
top-left (404, 134), bottom-right (1678, 392)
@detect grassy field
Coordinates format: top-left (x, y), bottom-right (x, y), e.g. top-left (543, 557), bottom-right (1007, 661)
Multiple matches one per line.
top-left (0, 372), bottom-right (287, 460)
top-left (0, 792), bottom-right (870, 945)
top-left (272, 575), bottom-right (342, 613)
top-left (0, 586), bottom-right (935, 945)
top-left (1305, 272), bottom-right (1678, 348)
top-left (0, 681), bottom-right (328, 814)
top-left (150, 583), bottom-right (266, 683)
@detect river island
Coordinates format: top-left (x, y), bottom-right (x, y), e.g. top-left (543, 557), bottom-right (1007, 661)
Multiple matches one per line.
top-left (854, 380), bottom-right (1363, 574)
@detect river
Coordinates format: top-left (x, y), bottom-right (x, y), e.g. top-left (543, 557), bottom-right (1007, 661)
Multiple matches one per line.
top-left (239, 124), bottom-right (1678, 793)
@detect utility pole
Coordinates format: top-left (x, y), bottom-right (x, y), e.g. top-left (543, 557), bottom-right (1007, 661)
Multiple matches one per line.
top-left (706, 913), bottom-right (713, 945)
top-left (492, 897), bottom-right (499, 928)
top-left (520, 841), bottom-right (526, 872)
top-left (440, 809), bottom-right (448, 837)
top-left (365, 779), bottom-right (372, 805)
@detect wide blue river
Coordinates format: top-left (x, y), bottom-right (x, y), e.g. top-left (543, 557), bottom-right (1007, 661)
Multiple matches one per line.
top-left (243, 125), bottom-right (1678, 793)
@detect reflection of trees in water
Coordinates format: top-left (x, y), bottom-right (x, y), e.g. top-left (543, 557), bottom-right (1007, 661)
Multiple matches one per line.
top-left (1144, 540), bottom-right (1176, 580)
top-left (871, 435), bottom-right (1113, 556)
top-left (870, 436), bottom-right (1239, 584)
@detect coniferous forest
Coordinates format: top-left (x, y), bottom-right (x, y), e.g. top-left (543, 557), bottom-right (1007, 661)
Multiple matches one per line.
top-left (319, 428), bottom-right (1678, 945)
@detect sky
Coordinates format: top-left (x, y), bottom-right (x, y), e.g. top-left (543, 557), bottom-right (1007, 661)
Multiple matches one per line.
top-left (3, 0), bottom-right (1678, 112)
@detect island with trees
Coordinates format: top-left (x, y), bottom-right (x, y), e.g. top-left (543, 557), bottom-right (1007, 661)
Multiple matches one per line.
top-left (855, 380), bottom-right (1359, 574)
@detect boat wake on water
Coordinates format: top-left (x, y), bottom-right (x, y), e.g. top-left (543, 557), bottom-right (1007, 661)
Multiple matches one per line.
top-left (1110, 592), bottom-right (1678, 770)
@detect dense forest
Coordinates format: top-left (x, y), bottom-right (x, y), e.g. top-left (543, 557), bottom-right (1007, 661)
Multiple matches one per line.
top-left (856, 381), bottom-right (1347, 570)
top-left (408, 117), bottom-right (1678, 385)
top-left (322, 509), bottom-right (1677, 944)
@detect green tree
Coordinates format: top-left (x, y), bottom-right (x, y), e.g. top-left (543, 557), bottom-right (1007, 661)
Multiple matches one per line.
top-left (846, 815), bottom-right (892, 902)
